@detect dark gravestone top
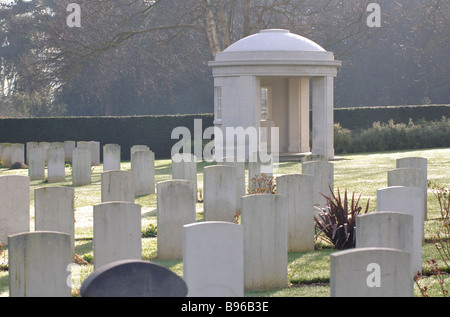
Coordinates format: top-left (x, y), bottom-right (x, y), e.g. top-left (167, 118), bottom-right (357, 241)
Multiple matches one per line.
top-left (80, 260), bottom-right (188, 297)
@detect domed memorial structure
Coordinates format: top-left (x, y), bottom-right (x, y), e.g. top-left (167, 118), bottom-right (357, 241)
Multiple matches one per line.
top-left (208, 29), bottom-right (341, 160)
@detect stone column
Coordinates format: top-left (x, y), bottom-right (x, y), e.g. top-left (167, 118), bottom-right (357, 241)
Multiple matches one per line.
top-left (312, 76), bottom-right (334, 159)
top-left (288, 77), bottom-right (310, 153)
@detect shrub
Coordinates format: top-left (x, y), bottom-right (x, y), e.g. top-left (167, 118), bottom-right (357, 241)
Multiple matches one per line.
top-left (428, 183), bottom-right (450, 268)
top-left (335, 117), bottom-right (450, 154)
top-left (415, 183), bottom-right (450, 297)
top-left (8, 162), bottom-right (27, 170)
top-left (314, 187), bottom-right (370, 250)
top-left (142, 224), bottom-right (158, 238)
top-left (248, 173), bottom-right (276, 195)
top-left (82, 254), bottom-right (93, 264)
top-left (334, 123), bottom-right (353, 154)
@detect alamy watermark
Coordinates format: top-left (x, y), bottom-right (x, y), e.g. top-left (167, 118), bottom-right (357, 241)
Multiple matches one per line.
top-left (66, 263), bottom-right (82, 289)
top-left (66, 3), bottom-right (382, 29)
top-left (66, 3), bottom-right (81, 28)
top-left (366, 263), bottom-right (382, 288)
top-left (367, 3), bottom-right (381, 28)
top-left (171, 119), bottom-right (279, 174)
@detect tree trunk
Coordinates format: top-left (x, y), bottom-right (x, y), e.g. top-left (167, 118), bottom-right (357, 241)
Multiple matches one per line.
top-left (216, 0), bottom-right (232, 49)
top-left (242, 0), bottom-right (252, 37)
top-left (203, 0), bottom-right (221, 59)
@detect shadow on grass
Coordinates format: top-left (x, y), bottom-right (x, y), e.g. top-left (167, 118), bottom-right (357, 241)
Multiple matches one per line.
top-left (288, 248), bottom-right (335, 285)
top-left (75, 240), bottom-right (93, 256)
top-left (0, 273), bottom-right (9, 296)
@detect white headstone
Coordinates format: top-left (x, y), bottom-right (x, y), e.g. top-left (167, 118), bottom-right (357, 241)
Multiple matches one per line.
top-left (50, 142), bottom-right (64, 151)
top-left (131, 145), bottom-right (150, 158)
top-left (72, 148), bottom-right (91, 186)
top-left (388, 166), bottom-right (427, 220)
top-left (28, 146), bottom-right (46, 180)
top-left (0, 175), bottom-right (30, 244)
top-left (183, 221), bottom-right (244, 297)
top-left (101, 170), bottom-right (135, 203)
top-left (330, 247), bottom-right (413, 297)
top-left (34, 186), bottom-right (75, 255)
top-left (172, 153), bottom-right (197, 201)
top-left (77, 141), bottom-right (100, 165)
top-left (241, 194), bottom-right (288, 290)
top-left (203, 165), bottom-right (237, 223)
top-left (217, 157), bottom-right (246, 211)
top-left (93, 202), bottom-right (142, 270)
top-left (157, 180), bottom-right (196, 260)
top-left (302, 161), bottom-right (334, 207)
top-left (47, 147), bottom-right (66, 183)
top-left (0, 143), bottom-right (12, 167)
top-left (131, 150), bottom-right (155, 196)
top-left (276, 174), bottom-right (315, 251)
top-left (356, 211), bottom-right (414, 277)
top-left (26, 142), bottom-right (39, 165)
top-left (10, 143), bottom-right (24, 165)
top-left (64, 141), bottom-right (76, 162)
top-left (8, 231), bottom-right (72, 297)
top-left (376, 186), bottom-right (424, 277)
top-left (103, 144), bottom-right (121, 172)
top-left (39, 142), bottom-right (50, 165)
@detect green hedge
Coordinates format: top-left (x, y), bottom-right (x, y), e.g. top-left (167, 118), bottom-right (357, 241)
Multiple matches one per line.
top-left (0, 114), bottom-right (214, 160)
top-left (334, 117), bottom-right (450, 154)
top-left (1, 105), bottom-right (449, 160)
top-left (334, 105), bottom-right (450, 131)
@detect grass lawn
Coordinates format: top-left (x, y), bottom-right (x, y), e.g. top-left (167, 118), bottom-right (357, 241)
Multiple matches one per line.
top-left (1, 147), bottom-right (449, 297)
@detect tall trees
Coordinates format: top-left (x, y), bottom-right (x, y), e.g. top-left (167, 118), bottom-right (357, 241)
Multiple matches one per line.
top-left (0, 0), bottom-right (448, 117)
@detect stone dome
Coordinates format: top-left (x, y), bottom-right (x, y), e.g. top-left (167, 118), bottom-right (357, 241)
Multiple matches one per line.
top-left (224, 29), bottom-right (326, 53)
top-left (212, 29), bottom-right (338, 64)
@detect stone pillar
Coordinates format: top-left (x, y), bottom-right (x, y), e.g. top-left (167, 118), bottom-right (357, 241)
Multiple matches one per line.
top-left (312, 76), bottom-right (334, 159)
top-left (288, 77), bottom-right (310, 153)
top-left (215, 75), bottom-right (261, 161)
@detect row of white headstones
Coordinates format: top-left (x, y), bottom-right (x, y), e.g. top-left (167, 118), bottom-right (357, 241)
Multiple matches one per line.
top-left (0, 145), bottom-right (427, 297)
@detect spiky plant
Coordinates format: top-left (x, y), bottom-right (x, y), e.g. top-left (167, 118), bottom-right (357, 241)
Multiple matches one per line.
top-left (314, 186), bottom-right (370, 250)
